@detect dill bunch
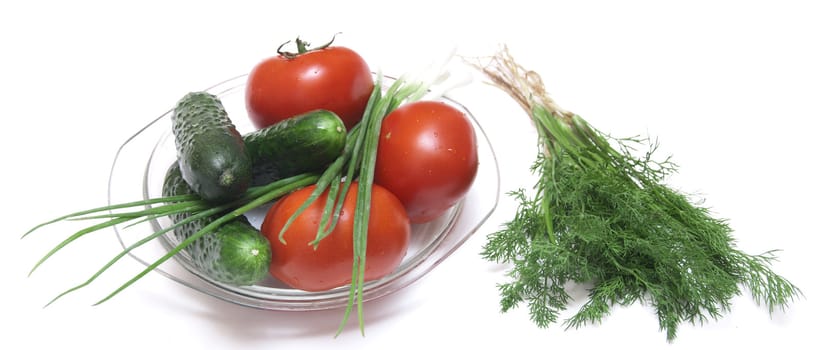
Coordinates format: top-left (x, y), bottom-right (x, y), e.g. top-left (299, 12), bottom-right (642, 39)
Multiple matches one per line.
top-left (472, 47), bottom-right (801, 341)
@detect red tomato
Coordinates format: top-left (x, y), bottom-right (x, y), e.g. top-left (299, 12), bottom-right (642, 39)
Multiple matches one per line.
top-left (245, 42), bottom-right (373, 130)
top-left (374, 100), bottom-right (479, 223)
top-left (261, 182), bottom-right (410, 292)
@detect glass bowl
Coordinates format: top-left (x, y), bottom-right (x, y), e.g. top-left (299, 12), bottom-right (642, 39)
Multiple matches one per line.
top-left (107, 74), bottom-right (500, 311)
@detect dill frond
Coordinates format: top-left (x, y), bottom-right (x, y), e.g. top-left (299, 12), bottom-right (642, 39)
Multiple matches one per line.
top-left (472, 46), bottom-right (801, 342)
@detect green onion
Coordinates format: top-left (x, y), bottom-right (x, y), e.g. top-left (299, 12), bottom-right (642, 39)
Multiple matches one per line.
top-left (273, 61), bottom-right (464, 335)
top-left (25, 172), bottom-right (318, 305)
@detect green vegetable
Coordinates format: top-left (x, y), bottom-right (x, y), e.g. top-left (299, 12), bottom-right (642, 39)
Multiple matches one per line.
top-left (162, 162), bottom-right (270, 285)
top-left (244, 109), bottom-right (347, 186)
top-left (173, 91), bottom-right (252, 203)
top-left (25, 168), bottom-right (318, 306)
top-left (278, 73), bottom-right (440, 336)
top-left (23, 131), bottom-right (318, 305)
top-left (472, 47), bottom-right (801, 341)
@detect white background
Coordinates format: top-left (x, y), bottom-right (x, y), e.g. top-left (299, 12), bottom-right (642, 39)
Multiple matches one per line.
top-left (2, 1), bottom-right (820, 349)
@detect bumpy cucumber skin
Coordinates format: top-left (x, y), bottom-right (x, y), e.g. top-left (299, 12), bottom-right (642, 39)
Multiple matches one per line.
top-left (172, 91), bottom-right (252, 203)
top-left (243, 109), bottom-right (347, 186)
top-left (162, 163), bottom-right (271, 285)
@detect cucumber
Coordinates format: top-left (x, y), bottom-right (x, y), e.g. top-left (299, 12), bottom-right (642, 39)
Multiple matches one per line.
top-left (162, 162), bottom-right (271, 285)
top-left (172, 91), bottom-right (252, 203)
top-left (243, 109), bottom-right (347, 186)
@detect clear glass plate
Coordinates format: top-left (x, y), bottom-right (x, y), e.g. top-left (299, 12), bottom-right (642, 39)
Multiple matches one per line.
top-left (107, 74), bottom-right (500, 311)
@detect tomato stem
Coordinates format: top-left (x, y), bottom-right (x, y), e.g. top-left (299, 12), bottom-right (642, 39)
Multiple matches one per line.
top-left (277, 33), bottom-right (341, 59)
top-left (296, 38), bottom-right (310, 54)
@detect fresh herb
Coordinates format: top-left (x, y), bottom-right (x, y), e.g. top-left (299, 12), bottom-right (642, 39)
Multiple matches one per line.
top-left (471, 47), bottom-right (801, 341)
top-left (24, 172), bottom-right (319, 305)
top-left (278, 63), bottom-right (460, 335)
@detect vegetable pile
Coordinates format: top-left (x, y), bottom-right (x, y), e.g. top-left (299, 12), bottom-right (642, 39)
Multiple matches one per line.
top-left (471, 47), bottom-right (801, 341)
top-left (24, 36), bottom-right (479, 335)
top-left (22, 36), bottom-right (800, 341)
